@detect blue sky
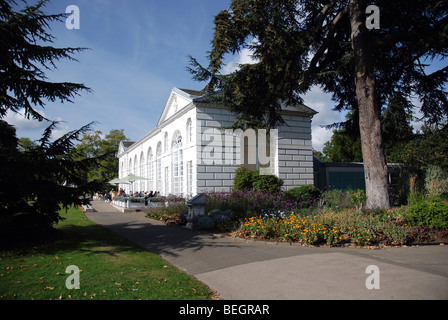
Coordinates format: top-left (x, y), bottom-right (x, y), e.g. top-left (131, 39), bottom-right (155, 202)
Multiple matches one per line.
top-left (3, 0), bottom-right (354, 152)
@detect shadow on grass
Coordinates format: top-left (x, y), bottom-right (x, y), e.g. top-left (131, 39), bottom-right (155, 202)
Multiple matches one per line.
top-left (0, 219), bottom-right (149, 260)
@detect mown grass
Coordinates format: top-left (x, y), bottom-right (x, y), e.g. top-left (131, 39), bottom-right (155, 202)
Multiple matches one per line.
top-left (0, 206), bottom-right (213, 300)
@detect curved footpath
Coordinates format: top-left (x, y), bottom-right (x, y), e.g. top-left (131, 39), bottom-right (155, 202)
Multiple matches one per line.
top-left (86, 200), bottom-right (448, 300)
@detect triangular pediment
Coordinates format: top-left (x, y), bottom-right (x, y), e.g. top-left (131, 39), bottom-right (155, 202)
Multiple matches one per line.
top-left (118, 140), bottom-right (135, 155)
top-left (157, 88), bottom-right (202, 126)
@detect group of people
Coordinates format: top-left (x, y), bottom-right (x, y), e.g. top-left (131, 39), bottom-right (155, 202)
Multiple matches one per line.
top-left (100, 189), bottom-right (162, 203)
top-left (118, 188), bottom-right (161, 198)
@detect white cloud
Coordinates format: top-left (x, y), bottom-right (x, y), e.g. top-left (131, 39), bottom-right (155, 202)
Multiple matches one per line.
top-left (302, 86), bottom-right (347, 152)
top-left (221, 46), bottom-right (259, 75)
top-left (4, 109), bottom-right (51, 142)
top-left (4, 109), bottom-right (74, 141)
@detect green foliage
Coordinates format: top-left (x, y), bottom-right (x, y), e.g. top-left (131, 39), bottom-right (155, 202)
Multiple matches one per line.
top-left (424, 165), bottom-right (448, 198)
top-left (322, 131), bottom-right (363, 162)
top-left (399, 124), bottom-right (448, 172)
top-left (232, 167), bottom-right (258, 190)
top-left (407, 190), bottom-right (427, 206)
top-left (146, 202), bottom-right (188, 223)
top-left (0, 121), bottom-right (102, 241)
top-left (232, 167), bottom-right (283, 193)
top-left (348, 189), bottom-right (367, 211)
top-left (71, 129), bottom-right (128, 189)
top-left (254, 174), bottom-right (284, 193)
top-left (407, 198), bottom-right (448, 230)
top-left (323, 94), bottom-right (416, 163)
top-left (0, 1), bottom-right (99, 241)
top-left (190, 0), bottom-right (448, 127)
top-left (239, 207), bottom-right (411, 247)
top-left (204, 191), bottom-right (250, 219)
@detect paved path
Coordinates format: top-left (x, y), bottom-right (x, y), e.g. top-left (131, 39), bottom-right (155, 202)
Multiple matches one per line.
top-left (86, 200), bottom-right (448, 300)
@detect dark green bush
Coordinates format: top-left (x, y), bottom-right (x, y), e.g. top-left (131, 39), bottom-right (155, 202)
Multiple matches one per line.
top-left (233, 167), bottom-right (259, 190)
top-left (233, 167), bottom-right (283, 193)
top-left (407, 198), bottom-right (448, 230)
top-left (254, 174), bottom-right (284, 193)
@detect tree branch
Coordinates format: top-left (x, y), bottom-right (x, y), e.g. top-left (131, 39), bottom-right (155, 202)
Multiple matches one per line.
top-left (308, 7), bottom-right (348, 74)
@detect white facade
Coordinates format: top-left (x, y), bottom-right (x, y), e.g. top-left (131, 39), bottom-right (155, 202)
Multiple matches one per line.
top-left (117, 88), bottom-right (317, 197)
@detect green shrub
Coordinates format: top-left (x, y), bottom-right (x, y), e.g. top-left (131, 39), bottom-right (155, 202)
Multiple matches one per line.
top-left (233, 167), bottom-right (259, 190)
top-left (254, 174), bottom-right (284, 193)
top-left (233, 167), bottom-right (283, 193)
top-left (348, 189), bottom-right (367, 211)
top-left (407, 198), bottom-right (448, 230)
top-left (407, 190), bottom-right (426, 206)
top-left (147, 202), bottom-right (188, 222)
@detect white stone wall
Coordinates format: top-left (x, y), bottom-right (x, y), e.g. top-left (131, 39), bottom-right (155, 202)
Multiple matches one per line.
top-left (194, 105), bottom-right (315, 193)
top-left (118, 106), bottom-right (198, 197)
top-left (277, 115), bottom-right (315, 190)
top-left (118, 89), bottom-right (317, 197)
top-left (195, 104), bottom-right (241, 193)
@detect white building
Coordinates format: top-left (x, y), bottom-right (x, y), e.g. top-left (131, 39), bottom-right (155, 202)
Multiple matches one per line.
top-left (117, 88), bottom-right (317, 197)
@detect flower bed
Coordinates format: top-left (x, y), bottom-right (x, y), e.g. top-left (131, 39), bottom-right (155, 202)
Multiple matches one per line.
top-left (236, 208), bottom-right (411, 246)
top-left (145, 187), bottom-right (448, 247)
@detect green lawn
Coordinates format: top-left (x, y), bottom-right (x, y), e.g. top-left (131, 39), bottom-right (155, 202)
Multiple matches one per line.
top-left (0, 206), bottom-right (213, 300)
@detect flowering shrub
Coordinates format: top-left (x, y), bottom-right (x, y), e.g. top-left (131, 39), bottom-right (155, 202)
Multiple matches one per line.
top-left (238, 208), bottom-right (411, 247)
top-left (238, 211), bottom-right (341, 245)
top-left (146, 187), bottom-right (429, 247)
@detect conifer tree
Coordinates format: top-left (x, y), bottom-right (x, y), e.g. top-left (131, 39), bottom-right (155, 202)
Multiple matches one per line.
top-left (0, 0), bottom-right (96, 242)
top-left (0, 0), bottom-right (89, 120)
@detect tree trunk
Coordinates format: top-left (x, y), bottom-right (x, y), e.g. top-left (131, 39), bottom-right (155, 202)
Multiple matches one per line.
top-left (349, 0), bottom-right (390, 209)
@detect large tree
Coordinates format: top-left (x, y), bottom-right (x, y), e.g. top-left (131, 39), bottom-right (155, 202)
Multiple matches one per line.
top-left (189, 0), bottom-right (448, 209)
top-left (0, 0), bottom-right (94, 242)
top-left (72, 129), bottom-right (128, 189)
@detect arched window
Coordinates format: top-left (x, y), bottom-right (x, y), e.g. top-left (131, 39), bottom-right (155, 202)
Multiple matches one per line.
top-left (147, 148), bottom-right (153, 191)
top-left (164, 132), bottom-right (168, 153)
top-left (134, 155), bottom-right (138, 192)
top-left (140, 152), bottom-right (145, 191)
top-left (186, 118), bottom-right (193, 144)
top-left (156, 142), bottom-right (162, 192)
top-left (172, 131), bottom-right (183, 196)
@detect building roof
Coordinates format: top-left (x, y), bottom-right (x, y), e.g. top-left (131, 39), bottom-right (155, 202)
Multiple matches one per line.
top-left (118, 87), bottom-right (318, 157)
top-left (122, 141), bottom-right (135, 148)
